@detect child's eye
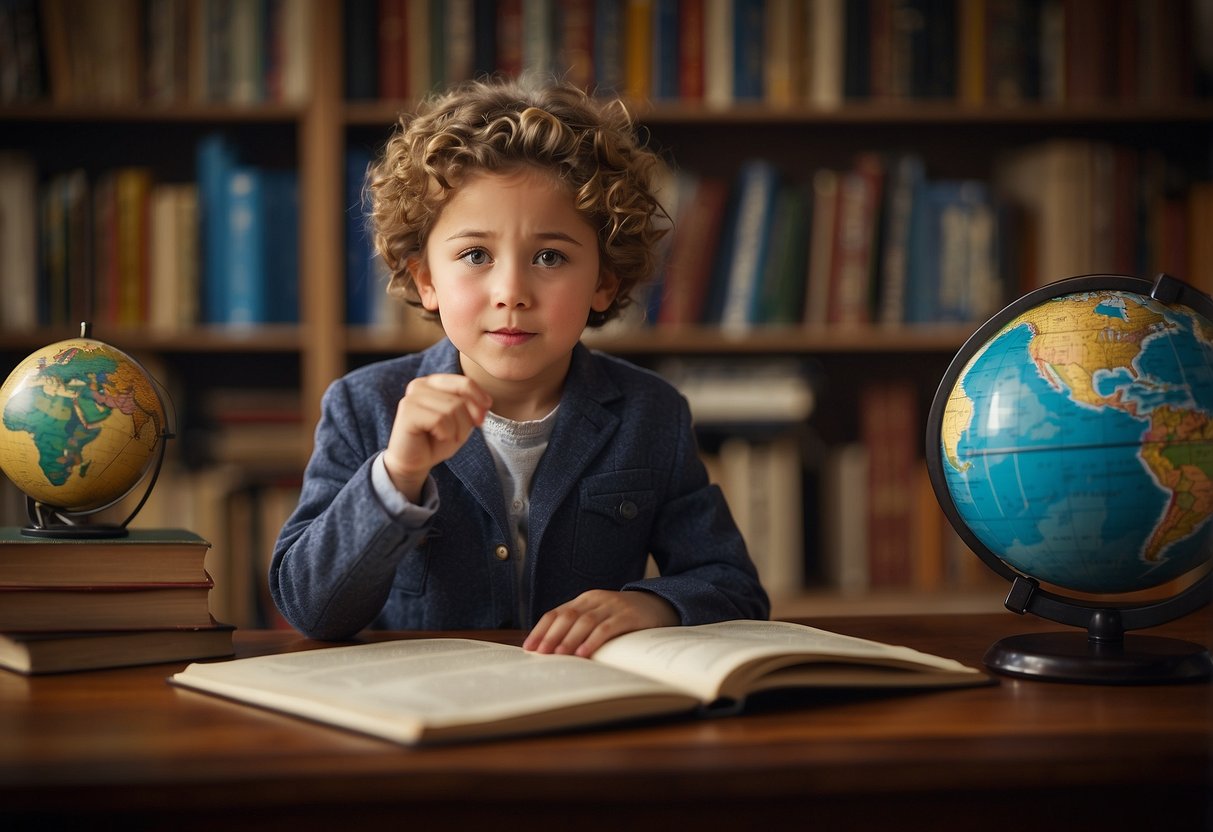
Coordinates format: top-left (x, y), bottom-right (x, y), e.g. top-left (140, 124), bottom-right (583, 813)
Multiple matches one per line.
top-left (459, 248), bottom-right (491, 267)
top-left (534, 249), bottom-right (567, 268)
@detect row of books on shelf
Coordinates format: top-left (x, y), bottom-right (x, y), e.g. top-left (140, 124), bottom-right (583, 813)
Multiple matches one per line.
top-left (0, 526), bottom-right (235, 675)
top-left (0, 0), bottom-right (314, 107)
top-left (0, 137), bottom-right (299, 331)
top-left (345, 0), bottom-right (1213, 109)
top-left (642, 138), bottom-right (1213, 332)
top-left (4, 134), bottom-right (1207, 333)
top-left (645, 152), bottom-right (1007, 331)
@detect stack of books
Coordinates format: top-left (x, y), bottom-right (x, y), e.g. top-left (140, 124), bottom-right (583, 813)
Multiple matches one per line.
top-left (0, 527), bottom-right (234, 674)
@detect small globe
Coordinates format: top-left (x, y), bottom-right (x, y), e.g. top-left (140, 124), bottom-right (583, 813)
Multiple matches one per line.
top-left (0, 335), bottom-right (168, 522)
top-left (932, 275), bottom-right (1212, 596)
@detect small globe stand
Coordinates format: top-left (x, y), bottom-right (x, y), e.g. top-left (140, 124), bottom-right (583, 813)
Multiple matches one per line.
top-left (927, 274), bottom-right (1213, 684)
top-left (9, 323), bottom-right (177, 540)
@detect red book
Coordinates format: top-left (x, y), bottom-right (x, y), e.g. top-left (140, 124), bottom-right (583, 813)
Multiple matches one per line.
top-left (497, 0), bottom-right (524, 78)
top-left (557, 0), bottom-right (595, 90)
top-left (861, 381), bottom-right (917, 589)
top-left (658, 176), bottom-right (729, 326)
top-left (826, 154), bottom-right (884, 326)
top-left (678, 0), bottom-right (705, 101)
top-left (378, 0), bottom-right (409, 100)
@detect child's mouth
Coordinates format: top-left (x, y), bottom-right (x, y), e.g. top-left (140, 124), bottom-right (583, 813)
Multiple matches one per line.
top-left (488, 329), bottom-right (535, 346)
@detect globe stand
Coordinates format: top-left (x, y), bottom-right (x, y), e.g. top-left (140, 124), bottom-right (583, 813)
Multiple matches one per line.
top-left (984, 578), bottom-right (1213, 684)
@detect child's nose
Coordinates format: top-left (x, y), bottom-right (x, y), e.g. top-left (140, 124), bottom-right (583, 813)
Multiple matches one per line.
top-left (493, 262), bottom-right (532, 308)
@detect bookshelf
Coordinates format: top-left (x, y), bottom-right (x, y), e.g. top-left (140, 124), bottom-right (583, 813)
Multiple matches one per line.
top-left (2, 0), bottom-right (1212, 624)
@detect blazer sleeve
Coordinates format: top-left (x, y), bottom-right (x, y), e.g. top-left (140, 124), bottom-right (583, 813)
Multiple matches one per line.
top-left (268, 377), bottom-right (433, 640)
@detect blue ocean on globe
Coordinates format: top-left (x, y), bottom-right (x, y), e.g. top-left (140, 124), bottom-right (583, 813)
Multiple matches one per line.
top-left (940, 290), bottom-right (1213, 594)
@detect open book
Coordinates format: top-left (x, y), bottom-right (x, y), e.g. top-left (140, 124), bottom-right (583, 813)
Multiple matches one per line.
top-left (169, 620), bottom-right (989, 745)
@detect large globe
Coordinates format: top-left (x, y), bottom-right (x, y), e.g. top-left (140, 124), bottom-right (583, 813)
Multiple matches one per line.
top-left (932, 275), bottom-right (1212, 596)
top-left (0, 336), bottom-right (167, 517)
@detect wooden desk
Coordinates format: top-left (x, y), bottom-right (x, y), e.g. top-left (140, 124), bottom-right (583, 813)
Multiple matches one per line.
top-left (3, 611), bottom-right (1211, 831)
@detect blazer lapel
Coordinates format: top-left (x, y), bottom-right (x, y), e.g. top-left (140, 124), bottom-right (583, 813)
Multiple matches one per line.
top-left (527, 345), bottom-right (622, 547)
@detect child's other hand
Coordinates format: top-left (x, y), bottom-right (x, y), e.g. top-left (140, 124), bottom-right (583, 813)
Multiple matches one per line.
top-left (523, 590), bottom-right (679, 657)
top-left (383, 374), bottom-right (492, 502)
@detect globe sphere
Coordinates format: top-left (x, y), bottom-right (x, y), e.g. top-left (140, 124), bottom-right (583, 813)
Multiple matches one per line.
top-left (933, 277), bottom-right (1213, 595)
top-left (0, 337), bottom-right (167, 514)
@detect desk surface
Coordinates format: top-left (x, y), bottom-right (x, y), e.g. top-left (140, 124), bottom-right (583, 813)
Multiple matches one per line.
top-left (3, 610), bottom-right (1211, 831)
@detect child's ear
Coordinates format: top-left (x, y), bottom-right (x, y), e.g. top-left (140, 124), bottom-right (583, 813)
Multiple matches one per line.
top-left (410, 256), bottom-right (440, 311)
top-left (591, 269), bottom-right (620, 312)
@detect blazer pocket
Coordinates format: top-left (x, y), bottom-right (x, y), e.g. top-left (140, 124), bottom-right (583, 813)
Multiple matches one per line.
top-left (391, 527), bottom-right (438, 596)
top-left (572, 470), bottom-right (655, 582)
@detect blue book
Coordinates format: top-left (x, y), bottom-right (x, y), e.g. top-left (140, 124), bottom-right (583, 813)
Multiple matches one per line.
top-left (345, 146), bottom-right (374, 326)
top-left (263, 170), bottom-right (299, 324)
top-left (594, 0), bottom-right (625, 95)
top-left (905, 179), bottom-right (995, 324)
top-left (196, 133), bottom-right (239, 324)
top-left (876, 154), bottom-right (926, 325)
top-left (224, 165), bottom-right (266, 326)
top-left (651, 0), bottom-right (680, 100)
top-left (719, 160), bottom-right (780, 331)
top-left (732, 0), bottom-right (765, 101)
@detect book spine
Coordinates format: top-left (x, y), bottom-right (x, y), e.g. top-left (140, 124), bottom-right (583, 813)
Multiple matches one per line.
top-left (624, 0), bottom-right (653, 100)
top-left (677, 0), bottom-right (705, 100)
top-left (556, 0), bottom-right (594, 90)
top-left (0, 153), bottom-right (38, 328)
top-left (114, 168), bottom-right (152, 327)
top-left (719, 161), bottom-right (779, 332)
top-left (224, 166), bottom-right (265, 326)
top-left (377, 0), bottom-right (408, 100)
top-left (731, 0), bottom-right (764, 100)
top-left (196, 133), bottom-right (236, 324)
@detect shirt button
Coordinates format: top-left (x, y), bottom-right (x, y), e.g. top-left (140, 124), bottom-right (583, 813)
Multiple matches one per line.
top-left (494, 544), bottom-right (509, 561)
top-left (618, 500), bottom-right (637, 520)
top-left (512, 499), bottom-right (523, 511)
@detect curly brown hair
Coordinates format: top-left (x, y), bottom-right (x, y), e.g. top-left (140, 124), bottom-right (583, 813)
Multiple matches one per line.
top-left (366, 77), bottom-right (669, 327)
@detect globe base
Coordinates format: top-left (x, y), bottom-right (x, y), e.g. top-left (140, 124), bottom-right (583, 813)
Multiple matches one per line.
top-left (984, 632), bottom-right (1212, 685)
top-left (19, 523), bottom-right (128, 540)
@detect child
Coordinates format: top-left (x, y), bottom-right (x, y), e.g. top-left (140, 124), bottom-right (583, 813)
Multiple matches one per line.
top-left (269, 77), bottom-right (769, 656)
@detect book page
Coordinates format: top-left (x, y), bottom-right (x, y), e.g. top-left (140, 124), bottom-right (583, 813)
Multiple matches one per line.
top-left (592, 620), bottom-right (983, 703)
top-left (171, 638), bottom-right (697, 745)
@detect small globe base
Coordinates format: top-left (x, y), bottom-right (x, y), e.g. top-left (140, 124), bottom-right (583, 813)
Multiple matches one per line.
top-left (984, 632), bottom-right (1213, 685)
top-left (20, 523), bottom-right (128, 539)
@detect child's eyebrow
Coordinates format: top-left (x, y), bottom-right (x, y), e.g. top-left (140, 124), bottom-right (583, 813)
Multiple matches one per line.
top-left (443, 230), bottom-right (584, 246)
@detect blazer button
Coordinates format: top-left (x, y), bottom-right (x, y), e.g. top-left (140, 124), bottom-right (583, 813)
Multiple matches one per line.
top-left (494, 544), bottom-right (510, 561)
top-left (617, 500), bottom-right (637, 520)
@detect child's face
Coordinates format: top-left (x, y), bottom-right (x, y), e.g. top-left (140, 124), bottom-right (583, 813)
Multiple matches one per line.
top-left (413, 167), bottom-right (618, 410)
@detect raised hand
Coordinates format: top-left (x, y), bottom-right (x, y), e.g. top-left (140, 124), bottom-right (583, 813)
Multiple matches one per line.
top-left (382, 374), bottom-right (492, 502)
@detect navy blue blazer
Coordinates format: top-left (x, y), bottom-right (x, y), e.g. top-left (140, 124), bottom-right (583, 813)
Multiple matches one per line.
top-left (269, 338), bottom-right (770, 639)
